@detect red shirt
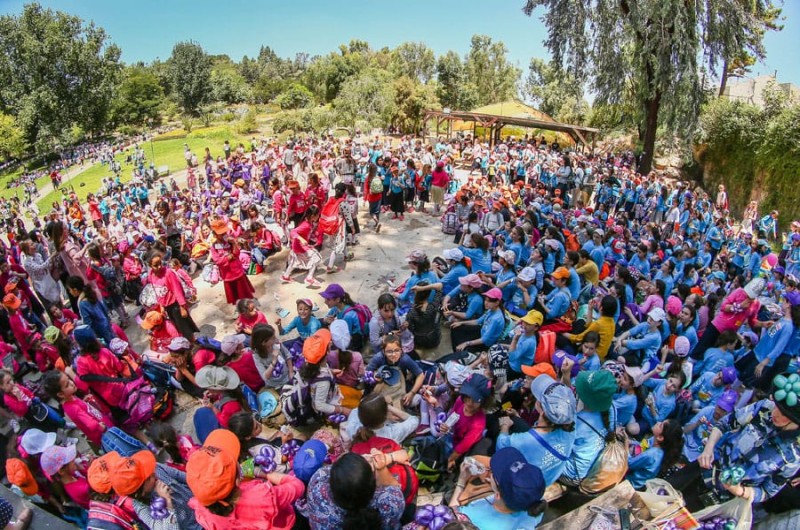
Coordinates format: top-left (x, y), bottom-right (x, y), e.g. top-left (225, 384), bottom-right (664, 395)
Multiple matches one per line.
top-left (226, 350), bottom-right (265, 392)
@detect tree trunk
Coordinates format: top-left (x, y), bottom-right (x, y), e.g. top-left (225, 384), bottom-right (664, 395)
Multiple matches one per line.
top-left (639, 92), bottom-right (661, 175)
top-left (718, 58), bottom-right (729, 97)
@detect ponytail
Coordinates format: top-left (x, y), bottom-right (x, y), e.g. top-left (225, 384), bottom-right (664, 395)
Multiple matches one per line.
top-left (353, 425), bottom-right (375, 444)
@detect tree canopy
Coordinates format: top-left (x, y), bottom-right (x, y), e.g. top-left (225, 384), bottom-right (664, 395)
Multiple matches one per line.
top-left (169, 40), bottom-right (212, 115)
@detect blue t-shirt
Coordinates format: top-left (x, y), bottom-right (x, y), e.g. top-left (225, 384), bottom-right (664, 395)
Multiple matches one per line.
top-left (626, 323), bottom-right (663, 363)
top-left (642, 379), bottom-right (677, 428)
top-left (567, 267), bottom-right (581, 300)
top-left (460, 496), bottom-right (543, 530)
top-left (279, 315), bottom-right (322, 339)
top-left (496, 428), bottom-right (576, 487)
top-left (693, 347), bottom-right (734, 377)
top-left (448, 286), bottom-right (486, 320)
top-left (496, 268), bottom-right (517, 302)
top-left (440, 263), bottom-right (469, 294)
top-left (689, 371), bottom-right (727, 409)
top-left (613, 392), bottom-right (637, 426)
top-left (564, 408), bottom-right (618, 481)
top-left (460, 246), bottom-right (493, 274)
top-left (683, 405), bottom-right (716, 462)
top-left (508, 334), bottom-right (537, 373)
top-left (366, 351), bottom-right (422, 380)
top-left (577, 353), bottom-right (601, 372)
top-left (544, 287), bottom-right (571, 320)
top-left (477, 309), bottom-right (506, 347)
top-left (754, 317), bottom-right (795, 366)
top-left (327, 305), bottom-right (364, 336)
top-left (626, 442), bottom-right (664, 489)
top-left (397, 270), bottom-right (438, 303)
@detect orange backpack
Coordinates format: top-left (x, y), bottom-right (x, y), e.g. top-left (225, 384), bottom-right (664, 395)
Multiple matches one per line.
top-left (319, 197), bottom-right (344, 236)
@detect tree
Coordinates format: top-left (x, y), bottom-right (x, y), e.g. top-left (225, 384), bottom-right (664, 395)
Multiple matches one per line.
top-left (0, 113), bottom-right (27, 161)
top-left (112, 66), bottom-right (163, 126)
top-left (436, 51), bottom-right (465, 109)
top-left (275, 83), bottom-right (314, 110)
top-left (210, 63), bottom-right (251, 104)
top-left (303, 44), bottom-right (370, 103)
top-left (391, 77), bottom-right (439, 134)
top-left (523, 0), bottom-right (782, 174)
top-left (390, 42), bottom-right (436, 83)
top-left (169, 41), bottom-right (212, 115)
top-left (0, 3), bottom-right (121, 150)
top-left (464, 35), bottom-right (521, 106)
top-left (333, 70), bottom-right (395, 131)
top-left (524, 58), bottom-right (586, 122)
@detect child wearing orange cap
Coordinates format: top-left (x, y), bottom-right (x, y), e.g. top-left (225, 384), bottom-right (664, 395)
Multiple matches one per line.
top-left (3, 294), bottom-right (36, 360)
top-left (86, 451), bottom-right (138, 529)
top-left (140, 310), bottom-right (181, 360)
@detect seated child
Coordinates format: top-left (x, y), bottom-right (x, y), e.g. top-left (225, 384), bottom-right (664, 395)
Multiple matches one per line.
top-left (42, 370), bottom-right (114, 447)
top-left (235, 298), bottom-right (268, 336)
top-left (625, 419), bottom-right (684, 489)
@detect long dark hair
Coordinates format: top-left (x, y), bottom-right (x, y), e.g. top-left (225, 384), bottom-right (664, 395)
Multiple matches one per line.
top-left (659, 419), bottom-right (684, 473)
top-left (146, 422), bottom-right (184, 464)
top-left (67, 275), bottom-right (98, 304)
top-left (330, 453), bottom-right (382, 530)
top-left (353, 393), bottom-right (388, 444)
top-left (250, 323), bottom-right (275, 357)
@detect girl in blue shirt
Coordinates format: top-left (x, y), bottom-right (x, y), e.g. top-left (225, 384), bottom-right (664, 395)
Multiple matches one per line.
top-left (321, 284), bottom-right (366, 351)
top-left (276, 298), bottom-right (322, 339)
top-left (539, 268), bottom-right (572, 320)
top-left (626, 420), bottom-right (684, 489)
top-left (433, 250), bottom-right (470, 294)
top-left (482, 250), bottom-right (517, 302)
top-left (452, 288), bottom-right (507, 352)
top-left (632, 373), bottom-right (685, 436)
top-left (674, 305), bottom-right (699, 353)
top-left (397, 251), bottom-right (438, 304)
top-left (460, 233), bottom-right (493, 274)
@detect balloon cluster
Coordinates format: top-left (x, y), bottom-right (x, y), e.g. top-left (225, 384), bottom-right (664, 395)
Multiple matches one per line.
top-left (288, 342), bottom-right (305, 369)
top-left (731, 302), bottom-right (744, 314)
top-left (281, 439), bottom-right (302, 462)
top-left (773, 374), bottom-right (800, 406)
top-left (150, 495), bottom-right (169, 520)
top-left (415, 505), bottom-right (454, 530)
top-left (253, 445), bottom-right (277, 473)
top-left (696, 516), bottom-right (737, 530)
top-left (271, 359), bottom-right (284, 378)
top-left (327, 413), bottom-right (347, 425)
top-left (361, 370), bottom-right (378, 385)
top-left (433, 411), bottom-right (447, 433)
top-left (720, 466), bottom-right (745, 486)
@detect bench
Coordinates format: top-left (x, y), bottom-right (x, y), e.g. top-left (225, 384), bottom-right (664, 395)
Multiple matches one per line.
top-left (157, 165), bottom-right (169, 177)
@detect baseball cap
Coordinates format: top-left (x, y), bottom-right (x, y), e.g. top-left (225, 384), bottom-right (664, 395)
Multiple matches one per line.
top-left (673, 336), bottom-right (691, 357)
top-left (785, 291), bottom-right (800, 307)
top-left (20, 428), bottom-right (57, 455)
top-left (442, 361), bottom-right (472, 387)
top-left (530, 374), bottom-right (577, 426)
top-left (521, 363), bottom-right (557, 379)
top-left (517, 267), bottom-right (536, 283)
top-left (624, 365), bottom-right (645, 387)
top-left (648, 308), bottom-right (667, 323)
top-left (5, 458), bottom-right (38, 496)
top-left (716, 390), bottom-right (738, 413)
top-left (377, 365), bottom-right (401, 386)
top-left (220, 334), bottom-right (246, 355)
top-left (575, 370), bottom-right (617, 412)
top-left (593, 229), bottom-right (605, 238)
top-left (407, 249), bottom-right (428, 263)
top-left (40, 444), bottom-right (77, 479)
top-left (500, 250), bottom-right (516, 264)
top-left (108, 338), bottom-right (129, 356)
top-left (459, 373), bottom-right (492, 404)
top-left (721, 366), bottom-right (738, 385)
top-left (87, 451), bottom-right (121, 494)
top-left (293, 440), bottom-right (327, 483)
top-left (482, 287), bottom-right (503, 300)
top-left (741, 330), bottom-right (759, 346)
top-left (168, 337), bottom-right (192, 351)
top-left (330, 319), bottom-right (350, 350)
top-left (458, 274), bottom-right (483, 288)
top-left (140, 310), bottom-right (164, 330)
top-left (551, 267), bottom-right (570, 280)
top-left (195, 365), bottom-right (240, 390)
top-left (319, 283), bottom-right (345, 300)
top-left (520, 310), bottom-right (544, 326)
top-left (666, 296), bottom-right (683, 316)
top-left (543, 238), bottom-right (559, 250)
top-left (443, 248), bottom-right (464, 261)
top-left (303, 329), bottom-right (332, 364)
top-left (110, 450), bottom-right (156, 496)
top-left (491, 448), bottom-right (545, 512)
top-left (552, 349), bottom-right (580, 378)
top-left (186, 429), bottom-right (241, 506)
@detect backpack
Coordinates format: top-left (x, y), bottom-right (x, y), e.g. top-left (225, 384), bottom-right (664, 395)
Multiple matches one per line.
top-left (92, 263), bottom-right (122, 296)
top-left (319, 197), bottom-right (344, 236)
top-left (369, 176), bottom-right (384, 194)
top-left (352, 436), bottom-right (419, 506)
top-left (578, 416), bottom-right (630, 495)
top-left (280, 372), bottom-right (335, 426)
top-left (441, 211), bottom-right (458, 235)
top-left (563, 229), bottom-right (579, 252)
top-left (407, 436), bottom-right (447, 485)
top-left (195, 336), bottom-right (223, 356)
top-left (342, 304), bottom-right (372, 335)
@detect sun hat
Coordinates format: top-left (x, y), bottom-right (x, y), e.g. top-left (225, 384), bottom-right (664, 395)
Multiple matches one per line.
top-left (520, 310), bottom-right (544, 326)
top-left (443, 248), bottom-right (464, 261)
top-left (521, 363), bottom-right (557, 379)
top-left (303, 328), bottom-right (332, 364)
top-left (195, 365), bottom-right (241, 390)
top-left (482, 287), bottom-right (503, 300)
top-left (459, 373), bottom-right (492, 404)
top-left (5, 459), bottom-right (38, 496)
top-left (210, 218), bottom-right (229, 235)
top-left (517, 267), bottom-right (536, 283)
top-left (456, 274), bottom-right (483, 290)
top-left (784, 291), bottom-right (800, 307)
top-left (168, 337), bottom-right (192, 351)
top-left (491, 448), bottom-right (545, 512)
top-left (2, 294), bottom-right (20, 310)
top-left (443, 361), bottom-right (473, 387)
top-left (716, 390), bottom-right (739, 413)
top-left (220, 334), bottom-right (247, 355)
top-left (40, 444), bottom-right (77, 479)
top-left (551, 267), bottom-right (570, 281)
top-left (20, 428), bottom-right (57, 456)
top-left (87, 451), bottom-right (121, 494)
top-left (330, 319), bottom-right (350, 350)
top-left (43, 326), bottom-right (61, 344)
top-left (108, 338), bottom-right (129, 356)
top-left (624, 365), bottom-right (645, 387)
top-left (575, 370), bottom-right (617, 412)
top-left (293, 440), bottom-right (327, 483)
top-left (407, 249), bottom-right (428, 263)
top-left (721, 366), bottom-right (738, 385)
top-left (140, 310), bottom-right (164, 330)
top-left (110, 450), bottom-right (156, 496)
top-left (647, 308), bottom-right (667, 323)
top-left (673, 336), bottom-right (691, 357)
top-left (744, 277), bottom-right (766, 299)
top-left (319, 283), bottom-right (345, 300)
top-left (552, 349), bottom-right (580, 378)
top-left (186, 429), bottom-right (241, 506)
top-left (530, 374), bottom-right (577, 425)
top-left (500, 250), bottom-right (516, 264)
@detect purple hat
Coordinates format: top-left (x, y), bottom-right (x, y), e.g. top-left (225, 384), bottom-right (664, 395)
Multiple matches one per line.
top-left (319, 283), bottom-right (345, 300)
top-left (785, 291), bottom-right (800, 307)
top-left (773, 266), bottom-right (786, 276)
top-left (552, 349), bottom-right (580, 378)
top-left (721, 366), bottom-right (738, 385)
top-left (741, 331), bottom-right (759, 346)
top-left (716, 389), bottom-right (738, 413)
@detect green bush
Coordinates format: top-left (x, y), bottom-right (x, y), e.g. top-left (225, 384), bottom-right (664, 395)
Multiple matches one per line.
top-left (235, 109), bottom-right (258, 135)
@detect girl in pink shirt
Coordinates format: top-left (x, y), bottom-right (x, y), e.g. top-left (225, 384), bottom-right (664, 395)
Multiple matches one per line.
top-left (42, 370), bottom-right (113, 447)
top-left (235, 298), bottom-right (268, 336)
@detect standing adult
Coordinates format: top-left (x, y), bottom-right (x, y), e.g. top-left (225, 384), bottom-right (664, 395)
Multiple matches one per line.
top-left (144, 252), bottom-right (199, 340)
top-left (430, 161), bottom-right (449, 214)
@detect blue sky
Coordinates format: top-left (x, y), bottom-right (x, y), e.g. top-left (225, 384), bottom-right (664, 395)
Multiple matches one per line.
top-left (3, 0), bottom-right (799, 87)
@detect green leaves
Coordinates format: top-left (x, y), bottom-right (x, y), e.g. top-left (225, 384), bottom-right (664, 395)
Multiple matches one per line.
top-left (169, 41), bottom-right (212, 115)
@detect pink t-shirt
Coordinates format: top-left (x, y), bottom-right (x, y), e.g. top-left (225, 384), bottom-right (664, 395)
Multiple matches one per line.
top-left (711, 288), bottom-right (760, 333)
top-left (452, 397), bottom-right (486, 456)
top-left (64, 476), bottom-right (91, 509)
top-left (63, 398), bottom-right (114, 446)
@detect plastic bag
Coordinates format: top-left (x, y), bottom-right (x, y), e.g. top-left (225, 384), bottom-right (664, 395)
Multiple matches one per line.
top-left (579, 431), bottom-right (630, 495)
top-left (692, 497), bottom-right (752, 530)
top-left (639, 479), bottom-right (685, 521)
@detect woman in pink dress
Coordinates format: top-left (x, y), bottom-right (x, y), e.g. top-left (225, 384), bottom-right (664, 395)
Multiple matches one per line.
top-left (144, 252), bottom-right (199, 339)
top-left (209, 218), bottom-right (255, 305)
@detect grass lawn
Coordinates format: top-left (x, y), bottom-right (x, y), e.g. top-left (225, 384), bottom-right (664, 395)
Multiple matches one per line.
top-left (0, 166), bottom-right (53, 202)
top-left (36, 124), bottom-right (259, 211)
